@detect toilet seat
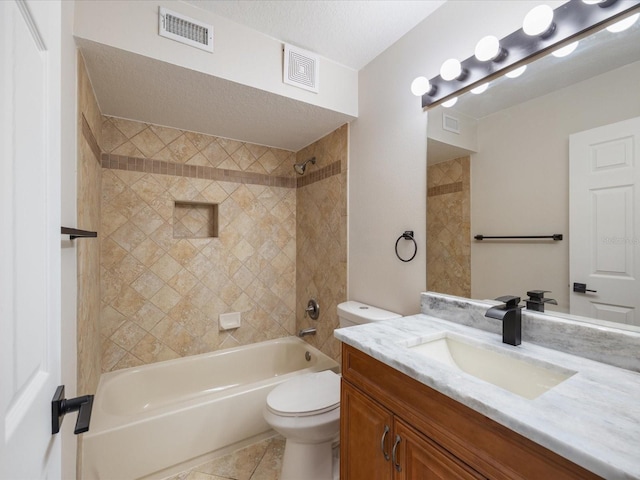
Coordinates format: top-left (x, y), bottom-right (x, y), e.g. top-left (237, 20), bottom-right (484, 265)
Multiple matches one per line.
top-left (266, 370), bottom-right (340, 417)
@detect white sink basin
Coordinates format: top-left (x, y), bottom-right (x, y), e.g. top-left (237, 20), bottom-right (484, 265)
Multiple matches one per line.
top-left (405, 333), bottom-right (576, 399)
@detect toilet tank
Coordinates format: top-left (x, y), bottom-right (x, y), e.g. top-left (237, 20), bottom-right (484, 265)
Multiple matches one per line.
top-left (337, 301), bottom-right (402, 328)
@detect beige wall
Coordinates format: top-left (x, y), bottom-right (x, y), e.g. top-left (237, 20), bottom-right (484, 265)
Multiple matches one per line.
top-left (295, 125), bottom-right (348, 362)
top-left (77, 54), bottom-right (102, 395)
top-left (471, 61), bottom-right (640, 311)
top-left (427, 157), bottom-right (470, 297)
top-left (348, 1), bottom-right (547, 316)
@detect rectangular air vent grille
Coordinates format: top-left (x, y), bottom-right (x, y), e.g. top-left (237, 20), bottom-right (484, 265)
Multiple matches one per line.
top-left (442, 114), bottom-right (460, 134)
top-left (159, 7), bottom-right (213, 53)
top-left (283, 44), bottom-right (319, 93)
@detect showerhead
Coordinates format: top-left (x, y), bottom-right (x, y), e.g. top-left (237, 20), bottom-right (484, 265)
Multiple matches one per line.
top-left (293, 157), bottom-right (316, 175)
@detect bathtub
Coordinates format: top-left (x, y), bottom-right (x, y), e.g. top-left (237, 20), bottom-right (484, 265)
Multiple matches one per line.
top-left (82, 336), bottom-right (339, 479)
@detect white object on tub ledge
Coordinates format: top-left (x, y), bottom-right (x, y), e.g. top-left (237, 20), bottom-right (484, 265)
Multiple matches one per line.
top-left (219, 311), bottom-right (241, 330)
top-left (82, 336), bottom-right (339, 480)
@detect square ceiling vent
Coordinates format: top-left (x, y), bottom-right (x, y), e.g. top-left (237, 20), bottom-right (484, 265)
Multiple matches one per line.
top-left (283, 44), bottom-right (319, 93)
top-left (159, 7), bottom-right (213, 53)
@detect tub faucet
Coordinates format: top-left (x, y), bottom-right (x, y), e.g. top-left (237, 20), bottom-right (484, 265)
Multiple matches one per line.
top-left (485, 296), bottom-right (523, 346)
top-left (298, 327), bottom-right (316, 338)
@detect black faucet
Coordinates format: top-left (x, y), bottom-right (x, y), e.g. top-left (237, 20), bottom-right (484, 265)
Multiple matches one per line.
top-left (525, 290), bottom-right (558, 312)
top-left (485, 296), bottom-right (523, 346)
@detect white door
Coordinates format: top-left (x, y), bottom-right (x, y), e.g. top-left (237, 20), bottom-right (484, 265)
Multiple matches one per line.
top-left (0, 0), bottom-right (63, 478)
top-left (569, 117), bottom-right (640, 326)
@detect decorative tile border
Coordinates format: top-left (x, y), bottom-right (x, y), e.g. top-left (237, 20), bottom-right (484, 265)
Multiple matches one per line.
top-left (101, 153), bottom-right (297, 188)
top-left (101, 153), bottom-right (342, 188)
top-left (296, 160), bottom-right (342, 188)
top-left (427, 181), bottom-right (463, 197)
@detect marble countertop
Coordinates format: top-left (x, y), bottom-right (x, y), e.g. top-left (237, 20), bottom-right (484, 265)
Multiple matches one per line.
top-left (335, 314), bottom-right (640, 480)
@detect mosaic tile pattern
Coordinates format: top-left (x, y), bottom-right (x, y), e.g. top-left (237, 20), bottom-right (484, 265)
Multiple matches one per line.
top-left (427, 157), bottom-right (471, 297)
top-left (295, 125), bottom-right (348, 362)
top-left (101, 153), bottom-right (296, 188)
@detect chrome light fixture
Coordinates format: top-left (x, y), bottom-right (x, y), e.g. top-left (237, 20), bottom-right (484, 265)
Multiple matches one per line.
top-left (440, 58), bottom-right (466, 81)
top-left (522, 4), bottom-right (555, 37)
top-left (607, 11), bottom-right (640, 31)
top-left (474, 36), bottom-right (507, 62)
top-left (410, 76), bottom-right (434, 97)
top-left (552, 40), bottom-right (580, 57)
top-left (412, 0), bottom-right (640, 108)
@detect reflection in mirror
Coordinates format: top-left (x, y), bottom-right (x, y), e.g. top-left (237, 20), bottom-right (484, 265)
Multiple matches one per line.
top-left (426, 18), bottom-right (640, 332)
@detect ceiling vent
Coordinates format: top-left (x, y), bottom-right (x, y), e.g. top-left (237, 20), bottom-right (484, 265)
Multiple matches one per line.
top-left (159, 7), bottom-right (213, 53)
top-left (442, 113), bottom-right (460, 134)
top-left (283, 44), bottom-right (319, 93)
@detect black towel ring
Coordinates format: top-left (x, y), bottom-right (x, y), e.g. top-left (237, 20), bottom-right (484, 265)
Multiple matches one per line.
top-left (395, 231), bottom-right (417, 262)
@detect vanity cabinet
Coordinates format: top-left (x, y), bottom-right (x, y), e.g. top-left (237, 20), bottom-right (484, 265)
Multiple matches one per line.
top-left (340, 344), bottom-right (602, 480)
top-left (342, 378), bottom-right (484, 479)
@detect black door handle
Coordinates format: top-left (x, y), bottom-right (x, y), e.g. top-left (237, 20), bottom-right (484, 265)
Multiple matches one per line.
top-left (51, 385), bottom-right (94, 434)
top-left (573, 282), bottom-right (597, 294)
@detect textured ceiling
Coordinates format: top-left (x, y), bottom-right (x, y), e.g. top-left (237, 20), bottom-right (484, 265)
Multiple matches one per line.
top-left (80, 1), bottom-right (444, 151)
top-left (183, 0), bottom-right (445, 70)
top-left (79, 39), bottom-right (355, 151)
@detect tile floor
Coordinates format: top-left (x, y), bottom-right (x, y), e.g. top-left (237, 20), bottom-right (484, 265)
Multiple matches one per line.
top-left (167, 436), bottom-right (285, 480)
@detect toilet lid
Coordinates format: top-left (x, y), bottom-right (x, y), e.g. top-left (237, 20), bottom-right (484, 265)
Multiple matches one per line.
top-left (266, 370), bottom-right (340, 417)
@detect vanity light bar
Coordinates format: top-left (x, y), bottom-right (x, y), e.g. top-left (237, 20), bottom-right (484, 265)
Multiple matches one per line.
top-left (420, 0), bottom-right (640, 109)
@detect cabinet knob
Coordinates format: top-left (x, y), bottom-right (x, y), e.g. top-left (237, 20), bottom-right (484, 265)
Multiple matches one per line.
top-left (392, 434), bottom-right (402, 472)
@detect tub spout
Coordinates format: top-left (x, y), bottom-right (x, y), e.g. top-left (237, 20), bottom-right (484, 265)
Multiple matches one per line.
top-left (298, 327), bottom-right (316, 337)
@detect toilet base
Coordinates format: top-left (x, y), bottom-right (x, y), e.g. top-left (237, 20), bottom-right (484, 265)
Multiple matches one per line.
top-left (280, 439), bottom-right (335, 480)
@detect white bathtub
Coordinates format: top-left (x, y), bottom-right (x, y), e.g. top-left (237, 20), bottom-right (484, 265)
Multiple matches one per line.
top-left (82, 336), bottom-right (339, 479)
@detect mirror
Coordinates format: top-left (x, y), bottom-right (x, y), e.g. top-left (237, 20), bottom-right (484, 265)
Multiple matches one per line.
top-left (426, 17), bottom-right (640, 332)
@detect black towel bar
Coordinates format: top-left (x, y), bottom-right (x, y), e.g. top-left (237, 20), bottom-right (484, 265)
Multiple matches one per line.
top-left (61, 227), bottom-right (98, 240)
top-left (474, 234), bottom-right (563, 241)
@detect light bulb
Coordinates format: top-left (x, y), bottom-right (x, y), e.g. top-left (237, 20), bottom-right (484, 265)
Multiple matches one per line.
top-left (506, 65), bottom-right (527, 78)
top-left (475, 36), bottom-right (501, 62)
top-left (606, 13), bottom-right (639, 33)
top-left (552, 41), bottom-right (579, 58)
top-left (411, 77), bottom-right (432, 96)
top-left (523, 5), bottom-right (554, 36)
top-left (440, 58), bottom-right (462, 81)
top-left (442, 97), bottom-right (458, 108)
top-left (471, 83), bottom-right (489, 94)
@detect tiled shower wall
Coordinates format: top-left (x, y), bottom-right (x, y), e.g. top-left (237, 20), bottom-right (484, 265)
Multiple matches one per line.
top-left (295, 125), bottom-right (348, 361)
top-left (75, 60), bottom-right (347, 372)
top-left (99, 118), bottom-right (300, 371)
top-left (77, 54), bottom-right (102, 395)
top-left (426, 157), bottom-right (471, 297)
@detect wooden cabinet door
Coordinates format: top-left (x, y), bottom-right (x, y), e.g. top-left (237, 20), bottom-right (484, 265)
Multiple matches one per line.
top-left (341, 380), bottom-right (393, 480)
top-left (394, 419), bottom-right (485, 480)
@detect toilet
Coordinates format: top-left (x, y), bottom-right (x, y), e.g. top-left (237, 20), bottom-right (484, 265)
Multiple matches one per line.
top-left (263, 301), bottom-right (401, 480)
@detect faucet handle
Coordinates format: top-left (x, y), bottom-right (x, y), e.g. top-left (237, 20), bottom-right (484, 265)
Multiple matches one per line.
top-left (495, 295), bottom-right (521, 308)
top-left (525, 290), bottom-right (557, 312)
top-left (526, 290), bottom-right (551, 300)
